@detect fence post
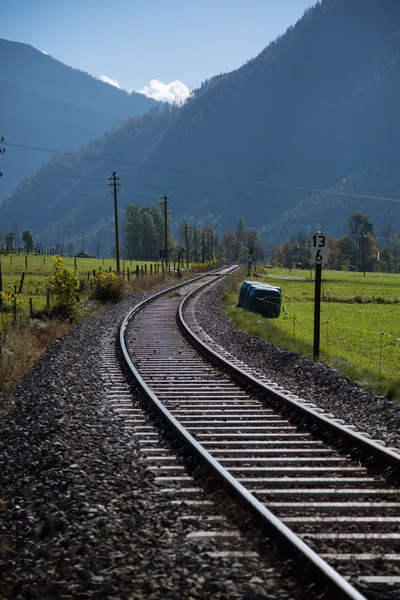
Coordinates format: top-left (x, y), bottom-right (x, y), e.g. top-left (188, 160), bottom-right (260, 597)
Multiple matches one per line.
top-left (25, 255), bottom-right (28, 269)
top-left (18, 272), bottom-right (25, 294)
top-left (136, 266), bottom-right (140, 277)
top-left (47, 287), bottom-right (50, 310)
top-left (29, 298), bottom-right (34, 318)
top-left (379, 332), bottom-right (384, 379)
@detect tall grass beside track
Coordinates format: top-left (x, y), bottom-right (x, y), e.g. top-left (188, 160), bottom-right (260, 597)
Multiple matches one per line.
top-left (224, 268), bottom-right (400, 401)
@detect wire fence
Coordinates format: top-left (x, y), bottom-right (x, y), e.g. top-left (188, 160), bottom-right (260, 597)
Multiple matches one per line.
top-left (280, 310), bottom-right (399, 381)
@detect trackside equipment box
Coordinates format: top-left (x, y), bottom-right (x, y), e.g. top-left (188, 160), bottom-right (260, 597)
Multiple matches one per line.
top-left (238, 281), bottom-right (281, 318)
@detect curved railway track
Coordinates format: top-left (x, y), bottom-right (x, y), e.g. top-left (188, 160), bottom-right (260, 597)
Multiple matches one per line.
top-left (116, 266), bottom-right (400, 600)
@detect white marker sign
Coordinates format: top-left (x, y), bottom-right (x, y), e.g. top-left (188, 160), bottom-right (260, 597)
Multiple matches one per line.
top-left (311, 232), bottom-right (329, 264)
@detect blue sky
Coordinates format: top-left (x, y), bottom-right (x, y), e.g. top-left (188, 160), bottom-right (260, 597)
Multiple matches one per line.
top-left (2, 0), bottom-right (314, 102)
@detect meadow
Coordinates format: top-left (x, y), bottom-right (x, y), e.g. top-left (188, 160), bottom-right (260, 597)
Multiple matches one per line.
top-left (0, 254), bottom-right (168, 316)
top-left (224, 268), bottom-right (400, 400)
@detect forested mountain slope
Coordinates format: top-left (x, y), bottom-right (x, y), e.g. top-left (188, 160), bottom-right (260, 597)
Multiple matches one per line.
top-left (0, 105), bottom-right (178, 253)
top-left (136, 0), bottom-right (400, 240)
top-left (0, 38), bottom-right (156, 200)
top-left (2, 0), bottom-right (400, 252)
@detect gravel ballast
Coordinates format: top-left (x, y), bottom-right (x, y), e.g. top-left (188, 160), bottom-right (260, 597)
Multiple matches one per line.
top-left (0, 289), bottom-right (315, 600)
top-left (1, 274), bottom-right (398, 599)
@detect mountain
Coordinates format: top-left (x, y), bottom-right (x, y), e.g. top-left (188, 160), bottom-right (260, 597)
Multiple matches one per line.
top-left (0, 104), bottom-right (178, 253)
top-left (2, 0), bottom-right (400, 253)
top-left (0, 38), bottom-right (156, 200)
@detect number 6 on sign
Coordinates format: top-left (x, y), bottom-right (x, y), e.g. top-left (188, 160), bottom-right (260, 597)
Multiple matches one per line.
top-left (311, 232), bottom-right (329, 264)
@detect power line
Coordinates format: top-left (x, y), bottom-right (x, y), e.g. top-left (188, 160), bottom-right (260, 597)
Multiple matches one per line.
top-left (5, 140), bottom-right (400, 205)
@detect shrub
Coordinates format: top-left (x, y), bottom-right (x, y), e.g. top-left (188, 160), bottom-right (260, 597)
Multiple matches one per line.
top-left (0, 285), bottom-right (28, 312)
top-left (92, 270), bottom-right (125, 303)
top-left (49, 256), bottom-right (80, 320)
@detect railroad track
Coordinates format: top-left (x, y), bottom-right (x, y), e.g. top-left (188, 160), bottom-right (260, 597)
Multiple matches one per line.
top-left (114, 266), bottom-right (400, 600)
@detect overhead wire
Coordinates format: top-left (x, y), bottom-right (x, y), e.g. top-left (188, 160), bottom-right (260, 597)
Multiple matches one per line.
top-left (5, 140), bottom-right (400, 205)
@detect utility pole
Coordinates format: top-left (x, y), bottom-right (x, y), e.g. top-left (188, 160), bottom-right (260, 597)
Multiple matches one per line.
top-left (108, 172), bottom-right (121, 274)
top-left (361, 234), bottom-right (366, 277)
top-left (0, 136), bottom-right (5, 179)
top-left (184, 221), bottom-right (189, 268)
top-left (161, 195), bottom-right (169, 267)
top-left (202, 231), bottom-right (205, 263)
top-left (194, 227), bottom-right (198, 262)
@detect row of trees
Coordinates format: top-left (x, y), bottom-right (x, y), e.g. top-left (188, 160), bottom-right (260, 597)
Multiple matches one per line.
top-left (123, 202), bottom-right (218, 264)
top-left (273, 212), bottom-right (400, 273)
top-left (0, 230), bottom-right (35, 253)
top-left (122, 205), bottom-right (268, 268)
top-left (2, 210), bottom-right (400, 275)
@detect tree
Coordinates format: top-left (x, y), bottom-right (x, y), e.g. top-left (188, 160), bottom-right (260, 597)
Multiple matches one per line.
top-left (220, 229), bottom-right (238, 262)
top-left (363, 233), bottom-right (379, 272)
top-left (123, 203), bottom-right (169, 261)
top-left (235, 217), bottom-right (247, 261)
top-left (348, 212), bottom-right (375, 270)
top-left (281, 242), bottom-right (294, 270)
top-left (49, 256), bottom-right (80, 320)
top-left (21, 230), bottom-right (34, 252)
top-left (388, 234), bottom-right (400, 272)
top-left (5, 231), bottom-right (15, 251)
top-left (329, 236), bottom-right (352, 270)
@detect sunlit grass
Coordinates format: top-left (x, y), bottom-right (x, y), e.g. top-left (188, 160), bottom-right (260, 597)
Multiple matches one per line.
top-left (224, 268), bottom-right (400, 401)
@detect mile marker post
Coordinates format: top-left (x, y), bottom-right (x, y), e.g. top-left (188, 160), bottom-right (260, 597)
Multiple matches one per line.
top-left (311, 232), bottom-right (329, 360)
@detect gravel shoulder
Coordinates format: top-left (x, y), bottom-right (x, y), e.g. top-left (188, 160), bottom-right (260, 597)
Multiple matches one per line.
top-left (0, 289), bottom-right (311, 600)
top-left (195, 277), bottom-right (400, 451)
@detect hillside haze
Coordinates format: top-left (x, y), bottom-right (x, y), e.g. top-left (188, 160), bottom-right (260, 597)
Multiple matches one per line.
top-left (0, 38), bottom-right (156, 200)
top-left (2, 0), bottom-right (400, 253)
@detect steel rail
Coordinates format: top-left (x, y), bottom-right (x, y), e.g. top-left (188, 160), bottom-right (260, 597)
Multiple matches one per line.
top-left (119, 272), bottom-right (367, 600)
top-left (179, 284), bottom-right (400, 471)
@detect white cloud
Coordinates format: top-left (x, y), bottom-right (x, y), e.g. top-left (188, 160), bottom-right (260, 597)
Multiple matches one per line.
top-left (138, 79), bottom-right (190, 104)
top-left (99, 75), bottom-right (122, 89)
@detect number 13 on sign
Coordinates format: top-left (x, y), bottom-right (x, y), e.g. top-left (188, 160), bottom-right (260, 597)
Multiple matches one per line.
top-left (311, 232), bottom-right (329, 264)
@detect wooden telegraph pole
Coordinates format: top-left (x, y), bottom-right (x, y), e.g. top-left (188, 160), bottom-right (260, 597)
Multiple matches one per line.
top-left (161, 195), bottom-right (169, 268)
top-left (184, 221), bottom-right (189, 268)
top-left (194, 227), bottom-right (198, 262)
top-left (108, 172), bottom-right (121, 274)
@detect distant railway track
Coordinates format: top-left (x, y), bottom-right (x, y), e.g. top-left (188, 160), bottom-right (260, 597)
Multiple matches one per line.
top-left (114, 266), bottom-right (400, 600)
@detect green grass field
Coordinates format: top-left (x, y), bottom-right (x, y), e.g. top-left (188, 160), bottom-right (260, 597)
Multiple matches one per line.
top-left (225, 268), bottom-right (400, 400)
top-left (0, 254), bottom-right (165, 314)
